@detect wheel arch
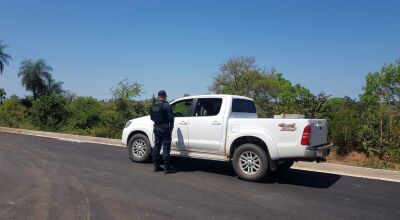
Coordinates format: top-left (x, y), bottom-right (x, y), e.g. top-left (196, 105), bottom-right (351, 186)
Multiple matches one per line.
top-left (226, 131), bottom-right (279, 160)
top-left (128, 130), bottom-right (151, 146)
top-left (229, 136), bottom-right (270, 159)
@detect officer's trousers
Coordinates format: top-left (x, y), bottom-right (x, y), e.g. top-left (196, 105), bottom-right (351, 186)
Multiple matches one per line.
top-left (152, 126), bottom-right (172, 163)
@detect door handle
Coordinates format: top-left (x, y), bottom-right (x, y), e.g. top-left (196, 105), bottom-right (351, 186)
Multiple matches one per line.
top-left (179, 121), bottom-right (188, 125)
top-left (212, 121), bottom-right (221, 125)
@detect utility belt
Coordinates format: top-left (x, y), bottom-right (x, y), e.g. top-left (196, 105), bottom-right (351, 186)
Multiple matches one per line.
top-left (154, 123), bottom-right (171, 128)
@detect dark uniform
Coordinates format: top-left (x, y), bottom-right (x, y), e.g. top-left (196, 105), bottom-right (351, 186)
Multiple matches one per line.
top-left (150, 90), bottom-right (175, 173)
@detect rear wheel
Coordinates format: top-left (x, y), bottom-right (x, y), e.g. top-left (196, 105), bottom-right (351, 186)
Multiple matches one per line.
top-left (128, 134), bottom-right (152, 163)
top-left (232, 143), bottom-right (269, 182)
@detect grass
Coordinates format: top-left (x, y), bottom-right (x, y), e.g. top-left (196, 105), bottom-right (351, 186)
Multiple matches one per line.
top-left (327, 148), bottom-right (400, 171)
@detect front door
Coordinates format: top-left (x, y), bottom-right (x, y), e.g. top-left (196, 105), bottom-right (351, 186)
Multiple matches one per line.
top-left (188, 98), bottom-right (224, 152)
top-left (171, 98), bottom-right (194, 151)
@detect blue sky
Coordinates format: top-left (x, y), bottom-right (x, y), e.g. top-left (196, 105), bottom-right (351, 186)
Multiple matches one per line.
top-left (1, 0), bottom-right (399, 100)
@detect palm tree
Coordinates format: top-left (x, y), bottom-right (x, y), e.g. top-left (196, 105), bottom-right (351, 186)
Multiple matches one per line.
top-left (46, 78), bottom-right (64, 95)
top-left (18, 59), bottom-right (64, 99)
top-left (0, 41), bottom-right (12, 74)
top-left (0, 88), bottom-right (6, 104)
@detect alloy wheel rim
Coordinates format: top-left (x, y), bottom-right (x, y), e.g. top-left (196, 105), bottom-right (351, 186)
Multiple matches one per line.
top-left (239, 151), bottom-right (261, 175)
top-left (132, 139), bottom-right (146, 158)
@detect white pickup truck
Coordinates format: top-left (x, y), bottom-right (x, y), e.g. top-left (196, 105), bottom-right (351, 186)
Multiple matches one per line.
top-left (122, 94), bottom-right (331, 181)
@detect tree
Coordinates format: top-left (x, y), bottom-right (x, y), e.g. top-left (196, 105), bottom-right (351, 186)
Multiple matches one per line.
top-left (209, 57), bottom-right (332, 117)
top-left (239, 69), bottom-right (282, 117)
top-left (107, 79), bottom-right (145, 134)
top-left (18, 59), bottom-right (64, 99)
top-left (63, 90), bottom-right (77, 103)
top-left (9, 94), bottom-right (19, 100)
top-left (359, 59), bottom-right (400, 156)
top-left (111, 79), bottom-right (143, 101)
top-left (360, 59), bottom-right (400, 108)
top-left (209, 56), bottom-right (257, 94)
top-left (46, 77), bottom-right (64, 95)
top-left (0, 88), bottom-right (6, 104)
top-left (0, 40), bottom-right (12, 74)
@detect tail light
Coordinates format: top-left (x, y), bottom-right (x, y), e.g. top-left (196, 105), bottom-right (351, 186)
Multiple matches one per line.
top-left (301, 125), bottom-right (311, 146)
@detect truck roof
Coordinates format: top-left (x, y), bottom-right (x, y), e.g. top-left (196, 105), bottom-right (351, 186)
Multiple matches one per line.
top-left (173, 94), bottom-right (254, 102)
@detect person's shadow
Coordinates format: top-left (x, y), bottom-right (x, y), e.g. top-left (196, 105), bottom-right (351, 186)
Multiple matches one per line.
top-left (174, 128), bottom-right (186, 151)
top-left (170, 157), bottom-right (341, 189)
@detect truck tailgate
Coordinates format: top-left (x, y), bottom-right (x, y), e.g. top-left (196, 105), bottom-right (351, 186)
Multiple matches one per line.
top-left (309, 119), bottom-right (328, 147)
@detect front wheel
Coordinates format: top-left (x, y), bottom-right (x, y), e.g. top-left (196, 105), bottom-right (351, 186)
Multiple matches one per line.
top-left (232, 143), bottom-right (269, 182)
top-left (128, 134), bottom-right (152, 163)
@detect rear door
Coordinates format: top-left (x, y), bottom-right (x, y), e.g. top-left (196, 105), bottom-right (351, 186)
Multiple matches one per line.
top-left (188, 98), bottom-right (225, 152)
top-left (309, 119), bottom-right (328, 146)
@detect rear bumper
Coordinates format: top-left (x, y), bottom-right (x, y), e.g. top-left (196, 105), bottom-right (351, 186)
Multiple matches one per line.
top-left (304, 143), bottom-right (332, 159)
top-left (270, 143), bottom-right (333, 171)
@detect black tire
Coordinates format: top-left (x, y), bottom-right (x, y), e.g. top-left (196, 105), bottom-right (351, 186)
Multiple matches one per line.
top-left (277, 160), bottom-right (294, 171)
top-left (232, 143), bottom-right (269, 182)
top-left (127, 134), bottom-right (152, 163)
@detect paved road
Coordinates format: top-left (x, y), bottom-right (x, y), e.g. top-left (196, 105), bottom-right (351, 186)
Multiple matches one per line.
top-left (0, 132), bottom-right (399, 220)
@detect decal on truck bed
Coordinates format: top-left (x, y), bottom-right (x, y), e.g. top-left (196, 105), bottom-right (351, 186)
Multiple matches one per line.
top-left (278, 123), bottom-right (297, 131)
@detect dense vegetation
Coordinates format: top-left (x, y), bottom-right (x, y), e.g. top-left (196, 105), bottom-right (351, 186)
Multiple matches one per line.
top-left (209, 56), bottom-right (400, 165)
top-left (0, 69), bottom-right (152, 139)
top-left (0, 40), bottom-right (399, 167)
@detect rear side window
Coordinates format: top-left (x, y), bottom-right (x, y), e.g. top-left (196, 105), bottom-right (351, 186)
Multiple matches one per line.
top-left (232, 99), bottom-right (256, 113)
top-left (194, 98), bottom-right (223, 117)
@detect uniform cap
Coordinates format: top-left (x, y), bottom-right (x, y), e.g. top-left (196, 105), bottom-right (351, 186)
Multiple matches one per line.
top-left (158, 90), bottom-right (167, 97)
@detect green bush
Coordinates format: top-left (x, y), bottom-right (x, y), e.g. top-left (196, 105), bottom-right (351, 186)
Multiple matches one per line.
top-left (390, 148), bottom-right (400, 163)
top-left (321, 97), bottom-right (362, 155)
top-left (66, 96), bottom-right (103, 130)
top-left (92, 102), bottom-right (124, 138)
top-left (0, 99), bottom-right (27, 127)
top-left (90, 99), bottom-right (152, 139)
top-left (29, 94), bottom-right (68, 130)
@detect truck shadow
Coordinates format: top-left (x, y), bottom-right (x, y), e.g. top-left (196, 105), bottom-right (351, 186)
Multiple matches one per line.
top-left (171, 157), bottom-right (341, 189)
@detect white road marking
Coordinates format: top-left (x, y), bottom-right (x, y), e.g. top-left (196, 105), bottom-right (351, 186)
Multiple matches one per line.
top-left (56, 138), bottom-right (84, 143)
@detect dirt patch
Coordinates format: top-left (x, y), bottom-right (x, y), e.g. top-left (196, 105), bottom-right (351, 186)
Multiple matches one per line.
top-left (327, 150), bottom-right (400, 171)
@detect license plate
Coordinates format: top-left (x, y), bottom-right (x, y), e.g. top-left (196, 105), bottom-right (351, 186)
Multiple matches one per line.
top-left (316, 149), bottom-right (328, 157)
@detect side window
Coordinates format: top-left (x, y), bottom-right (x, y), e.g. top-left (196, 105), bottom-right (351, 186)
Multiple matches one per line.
top-left (171, 99), bottom-right (193, 117)
top-left (194, 98), bottom-right (223, 117)
top-left (232, 99), bottom-right (256, 113)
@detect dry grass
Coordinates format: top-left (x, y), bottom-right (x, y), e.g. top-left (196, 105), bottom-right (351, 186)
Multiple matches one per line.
top-left (327, 150), bottom-right (400, 171)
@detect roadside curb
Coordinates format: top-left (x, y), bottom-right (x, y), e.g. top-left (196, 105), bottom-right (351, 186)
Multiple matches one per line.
top-left (0, 127), bottom-right (123, 146)
top-left (1, 126), bottom-right (400, 183)
top-left (293, 162), bottom-right (400, 183)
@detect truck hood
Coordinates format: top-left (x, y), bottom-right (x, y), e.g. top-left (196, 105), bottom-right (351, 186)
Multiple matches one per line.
top-left (130, 115), bottom-right (151, 124)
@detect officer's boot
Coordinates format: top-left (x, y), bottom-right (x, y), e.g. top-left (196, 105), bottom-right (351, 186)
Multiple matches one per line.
top-left (154, 160), bottom-right (163, 172)
top-left (164, 160), bottom-right (175, 174)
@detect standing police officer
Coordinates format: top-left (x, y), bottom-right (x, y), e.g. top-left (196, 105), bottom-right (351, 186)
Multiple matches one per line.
top-left (150, 90), bottom-right (175, 174)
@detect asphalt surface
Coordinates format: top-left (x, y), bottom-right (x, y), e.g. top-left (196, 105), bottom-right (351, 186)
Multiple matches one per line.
top-left (0, 132), bottom-right (399, 220)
